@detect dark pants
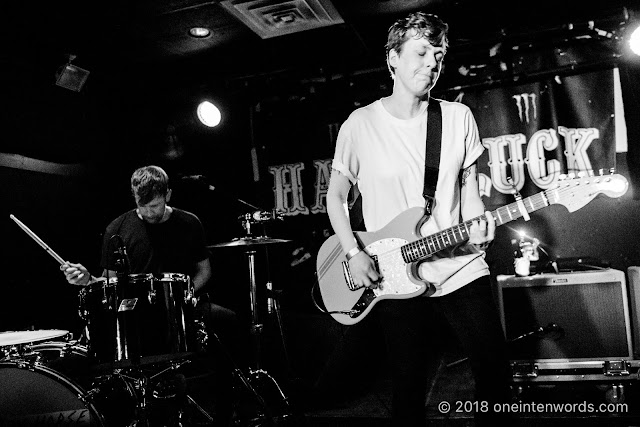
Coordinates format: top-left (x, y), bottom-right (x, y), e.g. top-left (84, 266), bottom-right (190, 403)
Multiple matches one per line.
top-left (315, 276), bottom-right (513, 427)
top-left (194, 300), bottom-right (246, 426)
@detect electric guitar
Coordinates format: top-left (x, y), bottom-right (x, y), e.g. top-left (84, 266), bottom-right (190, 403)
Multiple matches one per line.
top-left (316, 173), bottom-right (628, 325)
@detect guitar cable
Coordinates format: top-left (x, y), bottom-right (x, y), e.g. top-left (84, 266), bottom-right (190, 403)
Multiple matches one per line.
top-left (309, 278), bottom-right (360, 317)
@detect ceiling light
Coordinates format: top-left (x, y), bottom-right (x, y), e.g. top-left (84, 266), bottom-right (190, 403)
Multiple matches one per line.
top-left (629, 24), bottom-right (640, 56)
top-left (197, 101), bottom-right (221, 127)
top-left (189, 27), bottom-right (211, 38)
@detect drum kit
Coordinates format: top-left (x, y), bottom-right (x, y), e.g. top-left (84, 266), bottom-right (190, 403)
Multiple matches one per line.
top-left (2, 211), bottom-right (295, 426)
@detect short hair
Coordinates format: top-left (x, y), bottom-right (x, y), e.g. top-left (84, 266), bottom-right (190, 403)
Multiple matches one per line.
top-left (385, 12), bottom-right (449, 78)
top-left (130, 165), bottom-right (169, 205)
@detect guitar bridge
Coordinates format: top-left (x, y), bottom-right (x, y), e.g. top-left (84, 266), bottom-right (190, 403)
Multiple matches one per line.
top-left (342, 255), bottom-right (379, 291)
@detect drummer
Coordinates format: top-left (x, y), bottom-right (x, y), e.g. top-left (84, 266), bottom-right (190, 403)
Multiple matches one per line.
top-left (60, 164), bottom-right (240, 426)
top-left (62, 165), bottom-right (209, 289)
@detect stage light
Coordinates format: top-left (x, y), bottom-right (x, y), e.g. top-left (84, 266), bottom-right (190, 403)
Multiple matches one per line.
top-left (189, 27), bottom-right (211, 38)
top-left (629, 23), bottom-right (640, 56)
top-left (196, 101), bottom-right (221, 127)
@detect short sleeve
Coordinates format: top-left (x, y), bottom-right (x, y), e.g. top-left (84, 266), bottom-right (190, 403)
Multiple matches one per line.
top-left (332, 115), bottom-right (360, 184)
top-left (191, 215), bottom-right (210, 263)
top-left (462, 107), bottom-right (484, 169)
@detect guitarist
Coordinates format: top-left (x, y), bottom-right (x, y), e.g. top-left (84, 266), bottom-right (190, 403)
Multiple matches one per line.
top-left (325, 12), bottom-right (513, 427)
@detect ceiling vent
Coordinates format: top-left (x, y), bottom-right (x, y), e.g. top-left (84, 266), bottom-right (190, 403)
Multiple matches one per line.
top-left (220, 0), bottom-right (344, 39)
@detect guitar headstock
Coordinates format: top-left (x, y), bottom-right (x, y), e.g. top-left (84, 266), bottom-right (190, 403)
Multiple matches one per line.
top-left (551, 172), bottom-right (628, 212)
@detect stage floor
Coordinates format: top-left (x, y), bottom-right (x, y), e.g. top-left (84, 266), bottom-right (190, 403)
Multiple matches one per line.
top-left (299, 357), bottom-right (640, 426)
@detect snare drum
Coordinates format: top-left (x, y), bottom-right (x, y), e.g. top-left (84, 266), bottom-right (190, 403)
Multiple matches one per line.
top-left (79, 273), bottom-right (197, 365)
top-left (0, 329), bottom-right (69, 360)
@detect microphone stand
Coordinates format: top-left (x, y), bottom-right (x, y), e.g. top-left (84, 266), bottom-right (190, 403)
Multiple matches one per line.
top-left (110, 235), bottom-right (135, 362)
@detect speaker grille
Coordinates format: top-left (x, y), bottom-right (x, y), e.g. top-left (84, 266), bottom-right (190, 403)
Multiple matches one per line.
top-left (498, 270), bottom-right (632, 362)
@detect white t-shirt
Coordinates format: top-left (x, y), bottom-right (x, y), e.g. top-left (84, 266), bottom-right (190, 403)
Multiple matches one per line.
top-left (332, 98), bottom-right (489, 296)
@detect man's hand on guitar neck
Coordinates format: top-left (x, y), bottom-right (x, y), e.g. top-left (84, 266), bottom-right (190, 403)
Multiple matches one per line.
top-left (467, 210), bottom-right (495, 251)
top-left (349, 250), bottom-right (381, 289)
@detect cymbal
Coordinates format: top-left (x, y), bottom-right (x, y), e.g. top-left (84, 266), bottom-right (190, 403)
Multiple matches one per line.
top-left (0, 330), bottom-right (69, 347)
top-left (208, 236), bottom-right (291, 248)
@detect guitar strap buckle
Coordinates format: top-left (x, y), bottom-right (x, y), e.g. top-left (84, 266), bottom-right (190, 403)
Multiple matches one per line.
top-left (425, 196), bottom-right (435, 216)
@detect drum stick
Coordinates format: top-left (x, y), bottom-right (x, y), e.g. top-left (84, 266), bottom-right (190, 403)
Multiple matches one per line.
top-left (10, 214), bottom-right (66, 265)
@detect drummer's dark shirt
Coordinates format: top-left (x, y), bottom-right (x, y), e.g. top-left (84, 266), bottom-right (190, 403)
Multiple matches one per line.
top-left (100, 208), bottom-right (209, 277)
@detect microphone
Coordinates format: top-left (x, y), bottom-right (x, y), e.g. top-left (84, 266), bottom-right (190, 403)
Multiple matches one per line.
top-left (180, 175), bottom-right (215, 191)
top-left (110, 234), bottom-right (130, 274)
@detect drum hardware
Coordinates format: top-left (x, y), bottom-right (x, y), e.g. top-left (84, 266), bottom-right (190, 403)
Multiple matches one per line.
top-left (88, 358), bottom-right (197, 426)
top-left (195, 318), bottom-right (209, 351)
top-left (148, 288), bottom-right (157, 304)
top-left (208, 330), bottom-right (292, 426)
top-left (208, 210), bottom-right (295, 425)
top-left (207, 212), bottom-right (292, 371)
top-left (186, 394), bottom-right (216, 423)
top-left (207, 208), bottom-right (289, 250)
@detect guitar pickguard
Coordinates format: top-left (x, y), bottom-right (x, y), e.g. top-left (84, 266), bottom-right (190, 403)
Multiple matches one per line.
top-left (366, 238), bottom-right (423, 297)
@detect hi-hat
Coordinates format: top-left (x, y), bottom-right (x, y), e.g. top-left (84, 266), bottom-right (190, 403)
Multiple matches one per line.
top-left (208, 236), bottom-right (291, 248)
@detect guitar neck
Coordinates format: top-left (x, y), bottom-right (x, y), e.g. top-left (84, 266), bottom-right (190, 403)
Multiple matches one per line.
top-left (401, 190), bottom-right (553, 263)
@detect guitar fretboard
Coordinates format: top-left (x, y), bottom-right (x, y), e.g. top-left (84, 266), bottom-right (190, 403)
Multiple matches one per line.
top-left (400, 190), bottom-right (556, 263)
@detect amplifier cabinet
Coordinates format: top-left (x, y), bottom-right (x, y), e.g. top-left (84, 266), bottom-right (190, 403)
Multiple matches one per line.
top-left (627, 266), bottom-right (640, 358)
top-left (496, 269), bottom-right (633, 374)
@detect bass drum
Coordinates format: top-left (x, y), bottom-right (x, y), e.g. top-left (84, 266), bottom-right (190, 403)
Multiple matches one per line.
top-left (0, 360), bottom-right (104, 426)
top-left (0, 341), bottom-right (137, 427)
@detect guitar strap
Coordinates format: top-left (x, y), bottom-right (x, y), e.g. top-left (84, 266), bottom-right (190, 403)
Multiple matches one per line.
top-left (423, 98), bottom-right (441, 215)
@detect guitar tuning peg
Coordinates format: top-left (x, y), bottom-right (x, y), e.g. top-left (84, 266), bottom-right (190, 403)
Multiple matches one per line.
top-left (599, 168), bottom-right (604, 176)
top-left (577, 171), bottom-right (586, 178)
top-left (558, 174), bottom-right (567, 181)
top-left (609, 168), bottom-right (616, 175)
top-left (568, 172), bottom-right (575, 179)
top-left (588, 170), bottom-right (595, 177)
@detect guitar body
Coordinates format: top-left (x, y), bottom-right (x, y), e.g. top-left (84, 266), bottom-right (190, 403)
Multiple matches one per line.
top-left (316, 207), bottom-right (431, 325)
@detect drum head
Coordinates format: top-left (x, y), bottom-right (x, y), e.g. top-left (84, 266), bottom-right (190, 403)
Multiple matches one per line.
top-left (0, 330), bottom-right (68, 346)
top-left (0, 362), bottom-right (104, 426)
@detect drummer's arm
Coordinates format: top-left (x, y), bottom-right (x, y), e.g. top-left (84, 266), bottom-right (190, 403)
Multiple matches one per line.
top-left (192, 258), bottom-right (212, 295)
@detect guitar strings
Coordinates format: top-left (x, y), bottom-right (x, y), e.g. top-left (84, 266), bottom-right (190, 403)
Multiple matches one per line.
top-left (324, 176), bottom-right (602, 267)
top-left (375, 183), bottom-right (565, 263)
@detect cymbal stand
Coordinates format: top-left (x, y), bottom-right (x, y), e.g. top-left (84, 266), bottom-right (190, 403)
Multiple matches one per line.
top-left (237, 212), bottom-right (293, 423)
top-left (238, 210), bottom-right (285, 370)
top-left (210, 330), bottom-right (278, 425)
top-left (246, 248), bottom-right (263, 369)
top-left (263, 250), bottom-right (294, 379)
